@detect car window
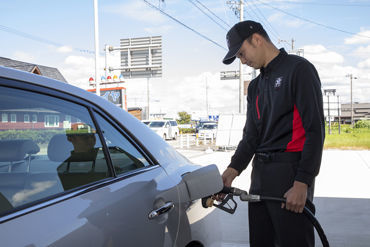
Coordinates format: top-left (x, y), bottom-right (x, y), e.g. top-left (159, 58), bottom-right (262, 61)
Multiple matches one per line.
top-left (0, 86), bottom-right (111, 215)
top-left (94, 113), bottom-right (150, 176)
top-left (170, 121), bottom-right (177, 126)
top-left (149, 121), bottom-right (164, 127)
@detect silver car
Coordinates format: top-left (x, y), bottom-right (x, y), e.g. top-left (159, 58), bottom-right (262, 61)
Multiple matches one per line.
top-left (0, 66), bottom-right (223, 247)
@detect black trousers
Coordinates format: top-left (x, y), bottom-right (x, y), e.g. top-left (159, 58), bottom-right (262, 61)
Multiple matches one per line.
top-left (248, 153), bottom-right (315, 247)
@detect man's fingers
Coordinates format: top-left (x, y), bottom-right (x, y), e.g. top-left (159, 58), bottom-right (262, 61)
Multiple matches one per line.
top-left (213, 193), bottom-right (226, 201)
top-left (284, 201), bottom-right (305, 213)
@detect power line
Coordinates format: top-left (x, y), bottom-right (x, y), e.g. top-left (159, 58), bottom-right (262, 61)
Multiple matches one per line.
top-left (193, 0), bottom-right (231, 28)
top-left (187, 0), bottom-right (228, 31)
top-left (248, 2), bottom-right (281, 39)
top-left (245, 2), bottom-right (291, 51)
top-left (244, 1), bottom-right (282, 44)
top-left (255, 0), bottom-right (370, 40)
top-left (0, 24), bottom-right (95, 55)
top-left (273, 1), bottom-right (370, 7)
top-left (143, 0), bottom-right (227, 50)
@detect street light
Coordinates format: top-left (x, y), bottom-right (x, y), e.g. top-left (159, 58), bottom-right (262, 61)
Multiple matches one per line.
top-left (346, 74), bottom-right (358, 127)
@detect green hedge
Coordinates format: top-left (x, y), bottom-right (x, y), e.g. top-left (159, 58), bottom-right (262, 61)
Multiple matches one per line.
top-left (179, 128), bottom-right (195, 134)
top-left (0, 129), bottom-right (65, 144)
top-left (354, 120), bottom-right (370, 129)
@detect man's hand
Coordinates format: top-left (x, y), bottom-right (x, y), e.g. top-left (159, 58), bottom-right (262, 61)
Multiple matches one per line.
top-left (222, 167), bottom-right (239, 187)
top-left (214, 167), bottom-right (239, 201)
top-left (282, 181), bottom-right (308, 213)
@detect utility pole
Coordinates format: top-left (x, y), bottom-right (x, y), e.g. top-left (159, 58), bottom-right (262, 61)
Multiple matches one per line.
top-left (227, 0), bottom-right (247, 113)
top-left (346, 74), bottom-right (357, 128)
top-left (239, 0), bottom-right (244, 114)
top-left (104, 44), bottom-right (109, 78)
top-left (327, 93), bottom-right (331, 134)
top-left (147, 78), bottom-right (150, 119)
top-left (93, 0), bottom-right (100, 97)
top-left (206, 76), bottom-right (209, 117)
top-left (337, 95), bottom-right (341, 134)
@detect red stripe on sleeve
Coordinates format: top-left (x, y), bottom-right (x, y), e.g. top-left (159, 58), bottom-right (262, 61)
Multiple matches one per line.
top-left (256, 95), bottom-right (260, 120)
top-left (286, 104), bottom-right (306, 152)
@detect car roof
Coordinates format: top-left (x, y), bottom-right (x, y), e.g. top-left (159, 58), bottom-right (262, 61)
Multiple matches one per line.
top-left (0, 66), bottom-right (189, 166)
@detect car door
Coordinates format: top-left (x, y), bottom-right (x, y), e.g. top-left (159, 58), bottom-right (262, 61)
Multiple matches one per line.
top-left (166, 121), bottom-right (173, 139)
top-left (0, 81), bottom-right (180, 246)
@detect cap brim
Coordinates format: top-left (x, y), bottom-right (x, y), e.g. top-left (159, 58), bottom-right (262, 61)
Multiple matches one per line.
top-left (222, 42), bottom-right (243, 65)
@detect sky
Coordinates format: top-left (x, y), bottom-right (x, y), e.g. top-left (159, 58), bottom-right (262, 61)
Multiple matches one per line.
top-left (1, 0), bottom-right (370, 118)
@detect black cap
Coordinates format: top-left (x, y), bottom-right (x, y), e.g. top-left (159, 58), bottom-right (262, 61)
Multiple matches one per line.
top-left (223, 20), bottom-right (264, 65)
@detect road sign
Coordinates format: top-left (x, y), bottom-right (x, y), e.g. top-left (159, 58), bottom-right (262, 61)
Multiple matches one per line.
top-left (119, 36), bottom-right (162, 79)
top-left (220, 70), bottom-right (239, 80)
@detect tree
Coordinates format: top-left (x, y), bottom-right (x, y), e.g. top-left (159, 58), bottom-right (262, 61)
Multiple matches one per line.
top-left (178, 111), bottom-right (191, 124)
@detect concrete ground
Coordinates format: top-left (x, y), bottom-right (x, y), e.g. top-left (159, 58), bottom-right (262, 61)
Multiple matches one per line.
top-left (176, 148), bottom-right (370, 247)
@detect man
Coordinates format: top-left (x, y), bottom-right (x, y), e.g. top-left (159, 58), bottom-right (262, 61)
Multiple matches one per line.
top-left (221, 20), bottom-right (325, 247)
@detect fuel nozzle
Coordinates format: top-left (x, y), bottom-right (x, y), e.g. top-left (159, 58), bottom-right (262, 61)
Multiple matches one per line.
top-left (201, 186), bottom-right (240, 214)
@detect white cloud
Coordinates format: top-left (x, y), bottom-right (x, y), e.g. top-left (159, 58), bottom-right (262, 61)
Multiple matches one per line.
top-left (64, 55), bottom-right (94, 66)
top-left (294, 44), bottom-right (370, 104)
top-left (358, 58), bottom-right (370, 69)
top-left (268, 12), bottom-right (283, 22)
top-left (12, 181), bottom-right (56, 205)
top-left (303, 45), bottom-right (344, 64)
top-left (267, 12), bottom-right (306, 28)
top-left (57, 46), bottom-right (73, 53)
top-left (353, 45), bottom-right (370, 59)
top-left (123, 71), bottom-right (240, 116)
top-left (12, 51), bottom-right (35, 62)
top-left (144, 25), bottom-right (173, 34)
top-left (60, 55), bottom-right (96, 88)
top-left (104, 2), bottom-right (166, 23)
top-left (344, 30), bottom-right (370, 45)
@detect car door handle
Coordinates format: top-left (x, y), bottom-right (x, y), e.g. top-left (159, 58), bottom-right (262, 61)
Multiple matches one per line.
top-left (148, 201), bottom-right (174, 220)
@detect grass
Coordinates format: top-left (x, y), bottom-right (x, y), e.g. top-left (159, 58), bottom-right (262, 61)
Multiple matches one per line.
top-left (324, 124), bottom-right (370, 150)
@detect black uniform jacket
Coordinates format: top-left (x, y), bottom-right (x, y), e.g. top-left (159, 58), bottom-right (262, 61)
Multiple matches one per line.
top-left (229, 49), bottom-right (325, 187)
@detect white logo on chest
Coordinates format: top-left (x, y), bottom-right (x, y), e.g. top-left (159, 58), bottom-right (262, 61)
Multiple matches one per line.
top-left (274, 77), bottom-right (283, 88)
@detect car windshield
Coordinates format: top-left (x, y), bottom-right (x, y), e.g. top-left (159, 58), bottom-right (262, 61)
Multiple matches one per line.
top-left (149, 121), bottom-right (165, 127)
top-left (203, 125), bottom-right (217, 129)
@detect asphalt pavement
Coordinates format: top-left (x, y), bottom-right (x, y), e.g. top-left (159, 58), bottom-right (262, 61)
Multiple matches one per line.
top-left (175, 147), bottom-right (370, 247)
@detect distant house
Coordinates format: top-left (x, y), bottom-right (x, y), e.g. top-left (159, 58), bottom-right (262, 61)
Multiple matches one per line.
top-left (340, 103), bottom-right (370, 124)
top-left (0, 109), bottom-right (80, 131)
top-left (128, 107), bottom-right (143, 120)
top-left (0, 57), bottom-right (67, 83)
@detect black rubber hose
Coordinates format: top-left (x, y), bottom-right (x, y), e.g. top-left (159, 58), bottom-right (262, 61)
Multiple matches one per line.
top-left (260, 196), bottom-right (330, 247)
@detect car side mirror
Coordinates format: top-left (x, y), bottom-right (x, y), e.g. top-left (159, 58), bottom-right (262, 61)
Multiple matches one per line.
top-left (182, 164), bottom-right (223, 201)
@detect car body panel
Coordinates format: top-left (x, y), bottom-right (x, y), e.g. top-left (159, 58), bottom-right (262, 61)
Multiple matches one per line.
top-left (1, 166), bottom-right (179, 247)
top-left (0, 66), bottom-right (222, 247)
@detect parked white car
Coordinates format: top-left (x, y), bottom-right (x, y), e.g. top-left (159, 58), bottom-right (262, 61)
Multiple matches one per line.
top-left (198, 123), bottom-right (218, 139)
top-left (141, 120), bottom-right (151, 125)
top-left (148, 120), bottom-right (179, 140)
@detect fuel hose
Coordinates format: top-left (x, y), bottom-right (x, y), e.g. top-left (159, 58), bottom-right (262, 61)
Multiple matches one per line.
top-left (203, 187), bottom-right (330, 247)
